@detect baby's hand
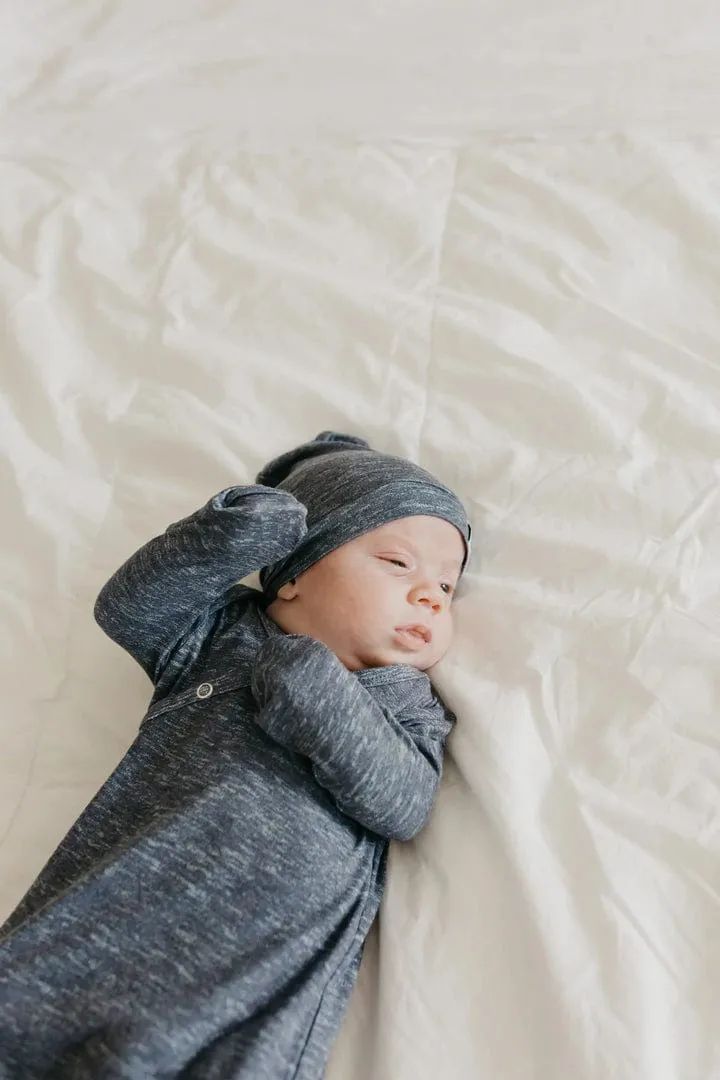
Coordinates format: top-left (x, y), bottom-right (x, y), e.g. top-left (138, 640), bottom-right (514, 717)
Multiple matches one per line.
top-left (217, 485), bottom-right (307, 563)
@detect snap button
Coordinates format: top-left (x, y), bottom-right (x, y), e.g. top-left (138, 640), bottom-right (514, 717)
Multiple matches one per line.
top-left (196, 682), bottom-right (213, 699)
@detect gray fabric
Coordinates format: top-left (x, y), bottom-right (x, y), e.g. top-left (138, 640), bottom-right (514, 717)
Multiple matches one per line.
top-left (257, 432), bottom-right (471, 602)
top-left (0, 484), bottom-right (455, 1079)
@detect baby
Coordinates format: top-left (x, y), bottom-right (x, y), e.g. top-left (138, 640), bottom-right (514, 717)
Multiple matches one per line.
top-left (0, 431), bottom-right (471, 1080)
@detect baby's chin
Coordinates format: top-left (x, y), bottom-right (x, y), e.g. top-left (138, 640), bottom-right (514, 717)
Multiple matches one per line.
top-left (356, 643), bottom-right (445, 672)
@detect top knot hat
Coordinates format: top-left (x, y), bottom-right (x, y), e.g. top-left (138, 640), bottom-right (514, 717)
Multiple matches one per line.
top-left (256, 432), bottom-right (471, 601)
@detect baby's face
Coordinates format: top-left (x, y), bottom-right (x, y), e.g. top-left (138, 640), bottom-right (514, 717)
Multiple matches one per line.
top-left (266, 516), bottom-right (465, 671)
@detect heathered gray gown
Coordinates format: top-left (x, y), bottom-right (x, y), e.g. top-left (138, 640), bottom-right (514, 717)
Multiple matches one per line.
top-left (0, 485), bottom-right (455, 1080)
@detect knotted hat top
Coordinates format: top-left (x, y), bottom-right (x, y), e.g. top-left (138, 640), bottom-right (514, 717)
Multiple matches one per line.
top-left (257, 431), bottom-right (471, 601)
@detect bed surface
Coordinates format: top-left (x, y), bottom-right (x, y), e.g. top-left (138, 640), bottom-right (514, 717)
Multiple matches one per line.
top-left (1, 4), bottom-right (719, 1078)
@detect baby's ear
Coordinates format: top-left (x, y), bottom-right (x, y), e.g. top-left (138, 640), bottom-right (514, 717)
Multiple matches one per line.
top-left (276, 578), bottom-right (299, 600)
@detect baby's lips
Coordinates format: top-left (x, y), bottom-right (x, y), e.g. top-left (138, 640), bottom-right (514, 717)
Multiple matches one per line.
top-left (394, 625), bottom-right (432, 649)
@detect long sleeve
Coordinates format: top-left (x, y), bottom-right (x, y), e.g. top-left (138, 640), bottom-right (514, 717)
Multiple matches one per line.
top-left (250, 634), bottom-right (455, 842)
top-left (94, 485), bottom-right (306, 682)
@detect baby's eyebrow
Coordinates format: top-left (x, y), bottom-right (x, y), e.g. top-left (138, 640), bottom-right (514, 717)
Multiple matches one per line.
top-left (376, 534), bottom-right (418, 553)
top-left (377, 535), bottom-right (461, 577)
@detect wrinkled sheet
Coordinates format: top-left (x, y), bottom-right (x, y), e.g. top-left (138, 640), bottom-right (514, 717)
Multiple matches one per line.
top-left (1, 3), bottom-right (720, 1079)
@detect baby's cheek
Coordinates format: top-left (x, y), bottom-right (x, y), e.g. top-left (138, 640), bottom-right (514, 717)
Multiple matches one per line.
top-left (433, 621), bottom-right (454, 660)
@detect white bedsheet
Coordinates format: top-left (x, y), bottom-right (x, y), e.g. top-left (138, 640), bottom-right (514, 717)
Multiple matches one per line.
top-left (1, 4), bottom-right (719, 1079)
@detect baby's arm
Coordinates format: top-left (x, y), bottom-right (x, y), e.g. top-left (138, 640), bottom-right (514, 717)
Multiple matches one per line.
top-left (251, 635), bottom-right (454, 842)
top-left (94, 486), bottom-right (306, 682)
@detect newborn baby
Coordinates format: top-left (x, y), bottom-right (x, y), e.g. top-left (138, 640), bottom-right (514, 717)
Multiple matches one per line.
top-left (0, 431), bottom-right (471, 1080)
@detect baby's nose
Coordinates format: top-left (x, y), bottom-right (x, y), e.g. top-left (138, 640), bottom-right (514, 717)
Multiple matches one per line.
top-left (412, 586), bottom-right (442, 613)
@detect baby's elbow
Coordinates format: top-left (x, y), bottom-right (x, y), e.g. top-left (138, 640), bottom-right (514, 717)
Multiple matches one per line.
top-left (342, 795), bottom-right (432, 842)
top-left (93, 581), bottom-right (136, 656)
top-left (387, 819), bottom-right (425, 843)
top-left (93, 581), bottom-right (126, 642)
top-left (385, 792), bottom-right (436, 843)
top-left (93, 586), bottom-right (112, 633)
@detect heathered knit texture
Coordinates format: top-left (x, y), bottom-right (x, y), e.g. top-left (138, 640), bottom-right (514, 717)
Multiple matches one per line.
top-left (0, 484), bottom-right (455, 1079)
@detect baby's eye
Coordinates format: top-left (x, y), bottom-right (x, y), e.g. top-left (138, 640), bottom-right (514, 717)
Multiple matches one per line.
top-left (440, 583), bottom-right (454, 595)
top-left (380, 556), bottom-right (409, 569)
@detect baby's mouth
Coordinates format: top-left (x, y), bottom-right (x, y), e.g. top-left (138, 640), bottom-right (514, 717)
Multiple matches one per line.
top-left (394, 624), bottom-right (432, 649)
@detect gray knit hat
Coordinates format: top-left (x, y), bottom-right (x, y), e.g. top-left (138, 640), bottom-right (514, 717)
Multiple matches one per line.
top-left (257, 431), bottom-right (471, 601)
